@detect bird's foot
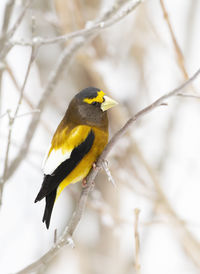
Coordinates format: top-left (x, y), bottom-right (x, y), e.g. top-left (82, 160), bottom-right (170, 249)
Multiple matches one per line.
top-left (82, 178), bottom-right (87, 188)
top-left (82, 178), bottom-right (95, 190)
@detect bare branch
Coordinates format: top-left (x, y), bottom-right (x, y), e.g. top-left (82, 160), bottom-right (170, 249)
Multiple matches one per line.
top-left (102, 160), bottom-right (117, 188)
top-left (7, 0), bottom-right (32, 39)
top-left (1, 0), bottom-right (15, 35)
top-left (177, 92), bottom-right (200, 100)
top-left (0, 111), bottom-right (8, 120)
top-left (10, 0), bottom-right (142, 47)
top-left (134, 208), bottom-right (141, 274)
top-left (15, 109), bottom-right (40, 118)
top-left (0, 46), bottom-right (36, 204)
top-left (160, 0), bottom-right (189, 80)
top-left (5, 61), bottom-right (34, 109)
top-left (0, 0), bottom-right (33, 60)
top-left (16, 67), bottom-right (200, 274)
top-left (0, 110), bottom-right (12, 201)
top-left (54, 229), bottom-right (57, 245)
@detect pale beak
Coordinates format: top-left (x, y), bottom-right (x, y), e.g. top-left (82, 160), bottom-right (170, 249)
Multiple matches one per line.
top-left (101, 95), bottom-right (118, 112)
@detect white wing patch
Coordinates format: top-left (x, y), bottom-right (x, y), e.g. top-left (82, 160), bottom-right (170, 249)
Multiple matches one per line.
top-left (42, 148), bottom-right (71, 175)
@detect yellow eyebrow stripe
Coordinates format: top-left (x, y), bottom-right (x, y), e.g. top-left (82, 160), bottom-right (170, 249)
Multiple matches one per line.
top-left (83, 90), bottom-right (105, 104)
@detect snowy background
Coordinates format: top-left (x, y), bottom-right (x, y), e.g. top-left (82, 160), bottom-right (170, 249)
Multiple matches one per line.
top-left (1, 0), bottom-right (200, 273)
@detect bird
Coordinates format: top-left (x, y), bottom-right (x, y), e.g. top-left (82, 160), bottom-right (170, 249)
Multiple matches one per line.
top-left (34, 87), bottom-right (118, 229)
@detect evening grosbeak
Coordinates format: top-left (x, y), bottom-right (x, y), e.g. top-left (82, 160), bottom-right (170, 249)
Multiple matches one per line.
top-left (35, 87), bottom-right (118, 229)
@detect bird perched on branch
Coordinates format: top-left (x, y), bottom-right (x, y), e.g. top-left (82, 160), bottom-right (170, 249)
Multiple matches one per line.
top-left (35, 87), bottom-right (118, 229)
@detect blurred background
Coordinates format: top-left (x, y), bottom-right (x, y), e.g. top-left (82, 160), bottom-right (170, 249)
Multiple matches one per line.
top-left (1, 0), bottom-right (200, 273)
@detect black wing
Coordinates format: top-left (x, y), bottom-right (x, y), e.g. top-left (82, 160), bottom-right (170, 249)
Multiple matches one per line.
top-left (35, 129), bottom-right (95, 229)
top-left (35, 129), bottom-right (95, 202)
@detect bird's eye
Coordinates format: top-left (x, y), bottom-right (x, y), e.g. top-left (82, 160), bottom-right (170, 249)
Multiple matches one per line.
top-left (92, 102), bottom-right (98, 106)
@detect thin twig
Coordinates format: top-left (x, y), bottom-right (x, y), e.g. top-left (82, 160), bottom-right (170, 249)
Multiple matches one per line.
top-left (0, 110), bottom-right (12, 200)
top-left (5, 61), bottom-right (34, 108)
top-left (0, 0), bottom-right (33, 60)
top-left (0, 111), bottom-right (9, 119)
top-left (0, 46), bottom-right (36, 204)
top-left (134, 208), bottom-right (141, 274)
top-left (7, 0), bottom-right (33, 39)
top-left (134, 135), bottom-right (200, 269)
top-left (10, 0), bottom-right (142, 47)
top-left (177, 93), bottom-right (200, 100)
top-left (1, 0), bottom-right (15, 35)
top-left (15, 109), bottom-right (40, 118)
top-left (54, 229), bottom-right (57, 244)
top-left (160, 0), bottom-right (188, 80)
top-left (157, 0), bottom-right (191, 172)
top-left (13, 50), bottom-right (35, 119)
top-left (16, 66), bottom-right (200, 274)
top-left (102, 160), bottom-right (117, 188)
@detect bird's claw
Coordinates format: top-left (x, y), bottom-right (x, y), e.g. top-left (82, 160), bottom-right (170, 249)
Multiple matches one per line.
top-left (82, 178), bottom-right (87, 188)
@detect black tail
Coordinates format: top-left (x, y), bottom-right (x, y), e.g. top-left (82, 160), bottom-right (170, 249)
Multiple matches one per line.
top-left (34, 175), bottom-right (52, 203)
top-left (42, 189), bottom-right (57, 229)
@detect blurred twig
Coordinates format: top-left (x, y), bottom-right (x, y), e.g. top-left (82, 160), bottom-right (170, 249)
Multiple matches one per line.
top-left (10, 0), bottom-right (142, 47)
top-left (134, 208), bottom-right (141, 274)
top-left (0, 0), bottom-right (33, 60)
top-left (102, 160), bottom-right (117, 188)
top-left (16, 66), bottom-right (200, 274)
top-left (0, 0), bottom-right (15, 114)
top-left (158, 0), bottom-right (192, 172)
top-left (1, 0), bottom-right (15, 35)
top-left (134, 137), bottom-right (200, 268)
top-left (0, 46), bottom-right (36, 205)
top-left (160, 0), bottom-right (188, 79)
top-left (177, 93), bottom-right (200, 99)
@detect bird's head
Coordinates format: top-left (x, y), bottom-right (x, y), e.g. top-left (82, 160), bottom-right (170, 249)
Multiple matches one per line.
top-left (77, 87), bottom-right (118, 112)
top-left (66, 87), bottom-right (118, 128)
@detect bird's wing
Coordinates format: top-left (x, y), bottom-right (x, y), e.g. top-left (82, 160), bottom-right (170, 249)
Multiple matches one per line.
top-left (42, 125), bottom-right (93, 175)
top-left (35, 125), bottom-right (95, 202)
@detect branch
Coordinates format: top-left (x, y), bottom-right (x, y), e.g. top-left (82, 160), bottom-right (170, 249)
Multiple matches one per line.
top-left (1, 0), bottom-right (15, 35)
top-left (16, 67), bottom-right (200, 274)
top-left (10, 0), bottom-right (142, 47)
top-left (177, 92), bottom-right (200, 100)
top-left (102, 160), bottom-right (117, 188)
top-left (160, 0), bottom-right (189, 80)
top-left (0, 46), bottom-right (36, 204)
top-left (0, 0), bottom-right (33, 60)
top-left (134, 208), bottom-right (141, 274)
top-left (7, 0), bottom-right (32, 40)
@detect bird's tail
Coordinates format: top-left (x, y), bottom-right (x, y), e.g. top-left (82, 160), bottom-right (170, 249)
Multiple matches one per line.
top-left (42, 189), bottom-right (57, 229)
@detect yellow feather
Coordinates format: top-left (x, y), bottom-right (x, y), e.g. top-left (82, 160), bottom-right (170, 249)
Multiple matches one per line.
top-left (49, 125), bottom-right (91, 153)
top-left (56, 126), bottom-right (108, 199)
top-left (83, 90), bottom-right (105, 104)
